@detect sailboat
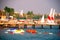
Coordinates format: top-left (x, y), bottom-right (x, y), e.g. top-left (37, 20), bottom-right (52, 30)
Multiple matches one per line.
top-left (19, 10), bottom-right (23, 17)
top-left (47, 8), bottom-right (53, 23)
top-left (51, 9), bottom-right (55, 23)
top-left (18, 10), bottom-right (25, 23)
top-left (40, 8), bottom-right (57, 25)
top-left (40, 15), bottom-right (45, 24)
top-left (46, 8), bottom-right (57, 25)
top-left (40, 8), bottom-right (54, 25)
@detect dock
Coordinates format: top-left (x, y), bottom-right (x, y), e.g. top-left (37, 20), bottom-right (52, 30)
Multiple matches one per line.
top-left (0, 22), bottom-right (60, 29)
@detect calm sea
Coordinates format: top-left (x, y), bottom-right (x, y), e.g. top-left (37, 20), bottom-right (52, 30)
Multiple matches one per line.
top-left (0, 26), bottom-right (60, 40)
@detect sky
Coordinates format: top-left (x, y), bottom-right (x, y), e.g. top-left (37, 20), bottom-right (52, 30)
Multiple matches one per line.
top-left (0, 0), bottom-right (60, 14)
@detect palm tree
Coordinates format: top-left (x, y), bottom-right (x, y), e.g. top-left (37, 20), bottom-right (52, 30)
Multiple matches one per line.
top-left (4, 6), bottom-right (14, 18)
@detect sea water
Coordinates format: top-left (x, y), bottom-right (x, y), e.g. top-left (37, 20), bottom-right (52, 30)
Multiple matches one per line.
top-left (0, 26), bottom-right (60, 40)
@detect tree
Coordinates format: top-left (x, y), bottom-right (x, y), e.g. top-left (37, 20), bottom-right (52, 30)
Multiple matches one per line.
top-left (33, 15), bottom-right (41, 19)
top-left (27, 11), bottom-right (34, 19)
top-left (44, 14), bottom-right (48, 18)
top-left (4, 6), bottom-right (14, 18)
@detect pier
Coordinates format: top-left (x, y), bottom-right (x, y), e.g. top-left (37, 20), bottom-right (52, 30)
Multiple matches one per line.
top-left (0, 23), bottom-right (60, 29)
top-left (59, 25), bottom-right (60, 29)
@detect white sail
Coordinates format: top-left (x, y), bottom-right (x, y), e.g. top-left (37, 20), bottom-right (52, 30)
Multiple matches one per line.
top-left (47, 8), bottom-right (53, 23)
top-left (20, 10), bottom-right (23, 17)
top-left (46, 8), bottom-right (57, 25)
top-left (49, 8), bottom-right (53, 16)
top-left (40, 15), bottom-right (44, 23)
top-left (51, 9), bottom-right (55, 23)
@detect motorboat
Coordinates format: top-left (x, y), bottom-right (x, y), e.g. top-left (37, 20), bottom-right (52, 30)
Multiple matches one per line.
top-left (26, 29), bottom-right (37, 34)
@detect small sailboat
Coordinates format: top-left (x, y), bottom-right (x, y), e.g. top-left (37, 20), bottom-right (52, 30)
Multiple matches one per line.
top-left (40, 15), bottom-right (45, 24)
top-left (47, 8), bottom-right (53, 23)
top-left (46, 8), bottom-right (57, 25)
top-left (20, 10), bottom-right (23, 17)
top-left (51, 9), bottom-right (55, 23)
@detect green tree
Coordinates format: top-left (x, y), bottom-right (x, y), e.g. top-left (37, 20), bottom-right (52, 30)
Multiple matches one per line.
top-left (44, 14), bottom-right (48, 18)
top-left (27, 11), bottom-right (34, 19)
top-left (4, 6), bottom-right (14, 18)
top-left (33, 15), bottom-right (41, 19)
top-left (9, 8), bottom-right (14, 16)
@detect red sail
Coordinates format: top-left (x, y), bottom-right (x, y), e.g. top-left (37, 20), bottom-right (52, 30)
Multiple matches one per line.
top-left (48, 16), bottom-right (51, 20)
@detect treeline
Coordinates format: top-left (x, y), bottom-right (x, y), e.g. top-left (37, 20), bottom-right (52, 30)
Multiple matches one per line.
top-left (1, 6), bottom-right (59, 19)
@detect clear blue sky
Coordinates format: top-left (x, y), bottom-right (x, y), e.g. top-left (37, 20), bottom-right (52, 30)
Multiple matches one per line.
top-left (0, 0), bottom-right (60, 14)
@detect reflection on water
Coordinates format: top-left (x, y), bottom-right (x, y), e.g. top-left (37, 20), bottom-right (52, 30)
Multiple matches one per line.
top-left (0, 26), bottom-right (60, 40)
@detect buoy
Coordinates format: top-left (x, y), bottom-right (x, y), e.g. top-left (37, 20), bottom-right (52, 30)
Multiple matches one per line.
top-left (49, 33), bottom-right (53, 35)
top-left (38, 32), bottom-right (42, 34)
top-left (26, 29), bottom-right (37, 34)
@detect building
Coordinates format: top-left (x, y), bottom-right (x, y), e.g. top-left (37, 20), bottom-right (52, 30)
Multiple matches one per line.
top-left (0, 10), bottom-right (6, 19)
